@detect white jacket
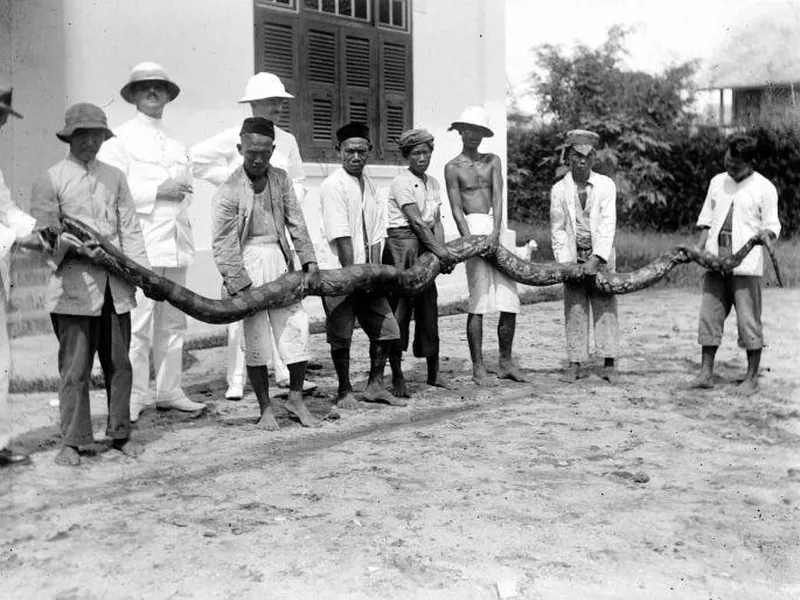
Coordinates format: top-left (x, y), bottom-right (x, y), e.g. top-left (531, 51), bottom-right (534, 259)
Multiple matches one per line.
top-left (550, 171), bottom-right (617, 270)
top-left (697, 171), bottom-right (780, 276)
top-left (99, 112), bottom-right (195, 268)
top-left (189, 124), bottom-right (306, 202)
top-left (0, 168), bottom-right (35, 297)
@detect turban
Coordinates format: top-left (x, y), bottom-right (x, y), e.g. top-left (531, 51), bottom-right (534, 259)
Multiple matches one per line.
top-left (240, 116), bottom-right (275, 139)
top-left (336, 122), bottom-right (370, 144)
top-left (397, 128), bottom-right (434, 151)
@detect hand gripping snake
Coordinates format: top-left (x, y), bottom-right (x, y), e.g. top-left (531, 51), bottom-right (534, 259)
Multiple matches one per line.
top-left (55, 216), bottom-right (782, 325)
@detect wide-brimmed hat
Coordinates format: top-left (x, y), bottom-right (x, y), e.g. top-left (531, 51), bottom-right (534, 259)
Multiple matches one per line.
top-left (56, 103), bottom-right (114, 143)
top-left (120, 62), bottom-right (180, 104)
top-left (564, 129), bottom-right (600, 156)
top-left (448, 106), bottom-right (493, 138)
top-left (238, 72), bottom-right (294, 103)
top-left (0, 77), bottom-right (22, 119)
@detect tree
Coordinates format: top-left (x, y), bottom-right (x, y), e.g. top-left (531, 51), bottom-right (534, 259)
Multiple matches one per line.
top-left (510, 26), bottom-right (700, 228)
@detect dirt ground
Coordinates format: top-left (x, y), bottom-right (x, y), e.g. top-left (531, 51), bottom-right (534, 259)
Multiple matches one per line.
top-left (1, 288), bottom-right (798, 600)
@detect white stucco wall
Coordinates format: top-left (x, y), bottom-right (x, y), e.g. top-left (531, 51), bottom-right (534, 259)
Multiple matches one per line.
top-left (13, 0), bottom-right (506, 305)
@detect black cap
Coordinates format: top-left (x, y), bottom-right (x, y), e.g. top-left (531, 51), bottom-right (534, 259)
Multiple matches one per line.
top-left (336, 122), bottom-right (370, 144)
top-left (240, 116), bottom-right (275, 139)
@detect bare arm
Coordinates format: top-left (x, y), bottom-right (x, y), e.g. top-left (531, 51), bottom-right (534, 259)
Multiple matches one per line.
top-left (490, 154), bottom-right (503, 234)
top-left (401, 203), bottom-right (452, 260)
top-left (332, 236), bottom-right (355, 268)
top-left (444, 163), bottom-right (470, 237)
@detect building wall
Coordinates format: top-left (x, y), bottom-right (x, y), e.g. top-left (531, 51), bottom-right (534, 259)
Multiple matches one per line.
top-left (4, 0), bottom-right (506, 334)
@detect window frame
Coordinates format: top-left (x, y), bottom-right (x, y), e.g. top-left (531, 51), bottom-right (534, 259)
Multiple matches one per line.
top-left (254, 0), bottom-right (413, 164)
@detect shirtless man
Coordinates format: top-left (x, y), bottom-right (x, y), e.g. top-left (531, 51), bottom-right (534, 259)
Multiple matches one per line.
top-left (445, 106), bottom-right (526, 386)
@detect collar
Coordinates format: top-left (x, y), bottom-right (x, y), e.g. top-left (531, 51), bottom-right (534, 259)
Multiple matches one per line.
top-left (726, 171), bottom-right (754, 185)
top-left (407, 168), bottom-right (428, 184)
top-left (569, 171), bottom-right (598, 187)
top-left (134, 111), bottom-right (164, 129)
top-left (66, 152), bottom-right (98, 172)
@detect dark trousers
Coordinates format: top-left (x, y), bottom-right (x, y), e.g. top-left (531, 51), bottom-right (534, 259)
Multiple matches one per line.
top-left (51, 285), bottom-right (132, 446)
top-left (383, 227), bottom-right (439, 357)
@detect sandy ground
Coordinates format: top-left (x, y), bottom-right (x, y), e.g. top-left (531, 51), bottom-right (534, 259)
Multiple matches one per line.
top-left (1, 288), bottom-right (798, 600)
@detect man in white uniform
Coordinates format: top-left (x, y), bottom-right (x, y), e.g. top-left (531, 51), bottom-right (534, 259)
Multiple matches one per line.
top-left (190, 72), bottom-right (313, 400)
top-left (99, 62), bottom-right (205, 421)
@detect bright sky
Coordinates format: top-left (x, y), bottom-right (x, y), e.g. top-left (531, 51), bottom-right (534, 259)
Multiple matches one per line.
top-left (506, 0), bottom-right (799, 109)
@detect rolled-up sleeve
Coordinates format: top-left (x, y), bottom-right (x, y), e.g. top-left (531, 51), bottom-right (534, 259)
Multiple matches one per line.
top-left (320, 180), bottom-right (351, 241)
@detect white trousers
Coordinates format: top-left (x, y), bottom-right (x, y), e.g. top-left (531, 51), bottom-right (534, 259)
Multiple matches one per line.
top-left (241, 243), bottom-right (310, 367)
top-left (129, 266), bottom-right (188, 406)
top-left (0, 299), bottom-right (11, 449)
top-left (226, 320), bottom-right (289, 388)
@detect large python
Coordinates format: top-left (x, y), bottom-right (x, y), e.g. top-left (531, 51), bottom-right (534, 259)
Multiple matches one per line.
top-left (55, 215), bottom-right (782, 325)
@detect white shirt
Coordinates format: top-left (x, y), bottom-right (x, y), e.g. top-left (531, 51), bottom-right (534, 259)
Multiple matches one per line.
top-left (98, 112), bottom-right (195, 268)
top-left (317, 167), bottom-right (386, 269)
top-left (550, 171), bottom-right (617, 268)
top-left (697, 171), bottom-right (781, 276)
top-left (0, 167), bottom-right (35, 297)
top-left (386, 169), bottom-right (441, 229)
top-left (190, 124), bottom-right (305, 199)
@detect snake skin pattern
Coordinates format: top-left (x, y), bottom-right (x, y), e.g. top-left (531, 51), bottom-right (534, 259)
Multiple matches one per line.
top-left (58, 215), bottom-right (780, 325)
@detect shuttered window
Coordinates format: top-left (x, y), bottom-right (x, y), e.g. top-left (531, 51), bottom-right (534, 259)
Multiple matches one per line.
top-left (254, 0), bottom-right (412, 164)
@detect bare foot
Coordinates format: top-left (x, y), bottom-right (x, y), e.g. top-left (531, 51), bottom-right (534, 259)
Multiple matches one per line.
top-left (428, 374), bottom-right (452, 389)
top-left (257, 409), bottom-right (280, 431)
top-left (55, 445), bottom-right (81, 466)
top-left (682, 372), bottom-right (714, 390)
top-left (363, 381), bottom-right (408, 406)
top-left (732, 378), bottom-right (759, 397)
top-left (391, 377), bottom-right (412, 398)
top-left (472, 366), bottom-right (498, 387)
top-left (498, 363), bottom-right (528, 382)
top-left (337, 391), bottom-right (360, 410)
top-left (601, 366), bottom-right (620, 385)
top-left (559, 363), bottom-right (580, 383)
top-left (112, 438), bottom-right (145, 458)
top-left (285, 392), bottom-right (323, 428)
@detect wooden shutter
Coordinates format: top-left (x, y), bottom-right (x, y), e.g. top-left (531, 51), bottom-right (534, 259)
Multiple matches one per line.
top-left (377, 29), bottom-right (412, 162)
top-left (303, 21), bottom-right (340, 161)
top-left (343, 32), bottom-right (376, 136)
top-left (254, 7), bottom-right (298, 132)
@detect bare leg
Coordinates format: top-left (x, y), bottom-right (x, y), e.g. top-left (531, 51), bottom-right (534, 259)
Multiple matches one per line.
top-left (331, 347), bottom-right (359, 410)
top-left (468, 313), bottom-right (495, 387)
top-left (560, 362), bottom-right (580, 383)
top-left (497, 312), bottom-right (527, 382)
top-left (364, 341), bottom-right (407, 406)
top-left (389, 343), bottom-right (410, 398)
top-left (247, 365), bottom-right (279, 430)
top-left (684, 346), bottom-right (716, 389)
top-left (734, 349), bottom-right (761, 397)
top-left (427, 356), bottom-right (452, 389)
top-left (112, 437), bottom-right (145, 457)
top-left (283, 361), bottom-right (322, 427)
top-left (55, 445), bottom-right (81, 466)
top-left (601, 357), bottom-right (619, 384)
